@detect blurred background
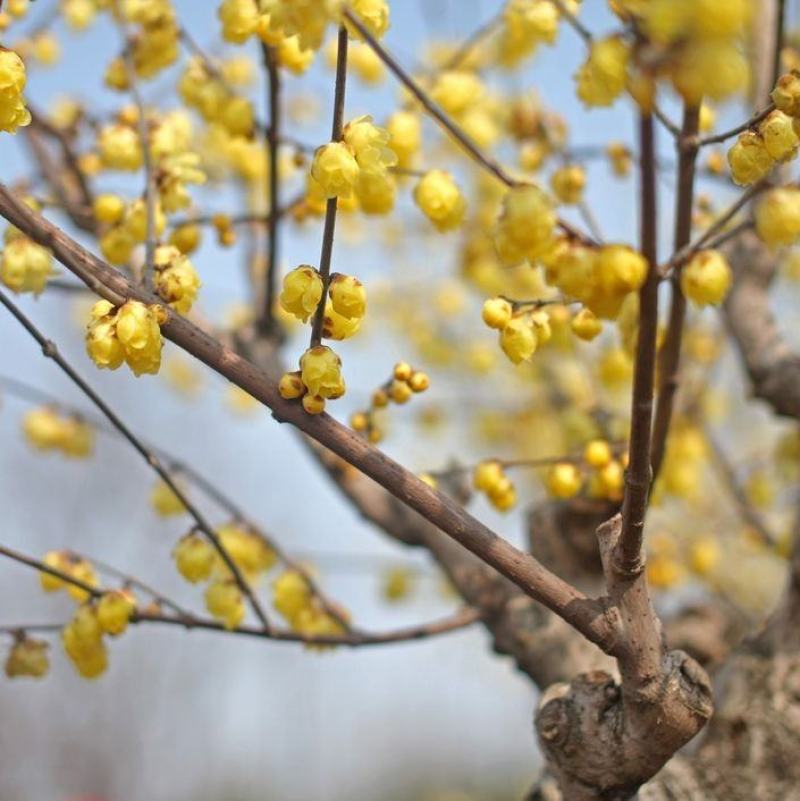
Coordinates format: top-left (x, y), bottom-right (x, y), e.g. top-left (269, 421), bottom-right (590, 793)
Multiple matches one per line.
top-left (1, 1), bottom-right (798, 799)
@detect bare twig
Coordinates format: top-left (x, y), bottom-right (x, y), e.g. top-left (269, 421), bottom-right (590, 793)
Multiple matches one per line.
top-left (617, 113), bottom-right (659, 573)
top-left (651, 105), bottom-right (700, 481)
top-left (258, 42), bottom-right (282, 334)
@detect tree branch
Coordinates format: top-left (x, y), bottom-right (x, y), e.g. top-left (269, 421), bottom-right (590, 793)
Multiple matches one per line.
top-left (0, 183), bottom-right (616, 652)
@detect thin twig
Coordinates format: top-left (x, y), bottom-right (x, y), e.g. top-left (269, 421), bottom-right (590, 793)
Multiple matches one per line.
top-left (0, 606), bottom-right (482, 648)
top-left (440, 9), bottom-right (504, 70)
top-left (0, 543), bottom-right (103, 600)
top-left (617, 113), bottom-right (659, 573)
top-left (310, 25), bottom-right (349, 347)
top-left (651, 105), bottom-right (700, 481)
top-left (0, 288), bottom-right (274, 634)
top-left (258, 42), bottom-right (282, 334)
top-left (692, 104), bottom-right (775, 148)
top-left (661, 181), bottom-right (768, 276)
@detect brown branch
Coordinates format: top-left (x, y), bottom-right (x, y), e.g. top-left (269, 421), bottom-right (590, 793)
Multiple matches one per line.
top-left (258, 42), bottom-right (282, 334)
top-left (0, 286), bottom-right (274, 634)
top-left (310, 25), bottom-right (349, 347)
top-left (651, 105), bottom-right (700, 481)
top-left (0, 543), bottom-right (103, 600)
top-left (0, 606), bottom-right (482, 648)
top-left (617, 113), bottom-right (659, 574)
top-left (0, 184), bottom-right (616, 652)
top-left (691, 103), bottom-right (775, 148)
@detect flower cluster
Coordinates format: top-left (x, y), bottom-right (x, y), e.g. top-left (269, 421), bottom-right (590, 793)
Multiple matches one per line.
top-left (473, 460), bottom-right (516, 512)
top-left (413, 170), bottom-right (467, 232)
top-left (23, 407), bottom-right (94, 458)
top-left (86, 300), bottom-right (166, 377)
top-left (497, 0), bottom-right (579, 67)
top-left (273, 570), bottom-right (346, 648)
top-left (173, 524), bottom-right (276, 629)
top-left (0, 233), bottom-right (54, 295)
top-left (39, 550), bottom-right (98, 603)
top-left (62, 591), bottom-right (136, 679)
top-left (5, 637), bottom-right (49, 679)
top-left (349, 361), bottom-right (430, 443)
top-left (481, 297), bottom-right (553, 364)
top-left (609, 0), bottom-right (750, 106)
top-left (280, 345), bottom-right (345, 415)
top-left (0, 47), bottom-right (31, 133)
top-left (727, 112), bottom-right (798, 187)
top-left (310, 115), bottom-right (397, 213)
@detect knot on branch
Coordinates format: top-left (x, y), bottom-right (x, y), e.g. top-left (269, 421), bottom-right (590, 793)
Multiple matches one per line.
top-left (535, 653), bottom-right (712, 801)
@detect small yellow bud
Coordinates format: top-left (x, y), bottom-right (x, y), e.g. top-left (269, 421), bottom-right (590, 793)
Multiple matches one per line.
top-left (680, 250), bottom-right (732, 307)
top-left (546, 462), bottom-right (583, 499)
top-left (173, 533), bottom-right (215, 583)
top-left (571, 308), bottom-right (603, 341)
top-left (482, 297), bottom-right (513, 329)
top-left (279, 371), bottom-right (305, 400)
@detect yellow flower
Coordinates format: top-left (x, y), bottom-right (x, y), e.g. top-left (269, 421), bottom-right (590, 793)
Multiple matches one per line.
top-left (321, 301), bottom-right (362, 340)
top-left (173, 533), bottom-right (215, 583)
top-left (114, 301), bottom-right (165, 376)
top-left (311, 141), bottom-right (359, 198)
top-left (97, 123), bottom-right (142, 171)
top-left (355, 167), bottom-right (396, 214)
top-left (382, 567), bottom-right (414, 602)
top-left (500, 317), bottom-right (538, 363)
top-left (481, 297), bottom-right (513, 329)
top-left (93, 194), bottom-right (126, 225)
top-left (5, 638), bottom-right (49, 679)
top-left (755, 188), bottom-right (800, 247)
top-left (23, 407), bottom-right (93, 458)
top-left (153, 245), bottom-right (201, 314)
top-left (546, 462), bottom-right (582, 499)
top-left (0, 49), bottom-right (31, 133)
top-left (688, 537), bottom-right (720, 577)
top-left (727, 132), bottom-right (773, 186)
top-left (279, 371), bottom-right (305, 400)
top-left (280, 265), bottom-right (324, 322)
top-left (218, 0), bottom-right (259, 44)
top-left (205, 580), bottom-right (245, 630)
top-left (550, 164), bottom-right (586, 204)
top-left (39, 550), bottom-right (71, 593)
top-left (594, 244), bottom-right (647, 295)
top-left (772, 71), bottom-right (800, 118)
top-left (300, 345), bottom-right (344, 399)
top-left (342, 115), bottom-right (397, 172)
top-left (273, 570), bottom-right (312, 625)
top-left (277, 35), bottom-right (315, 74)
top-left (386, 110), bottom-right (421, 166)
top-left (430, 70), bottom-right (484, 116)
top-left (680, 250), bottom-right (732, 307)
top-left (345, 0), bottom-right (391, 41)
top-left (571, 308), bottom-right (603, 340)
top-left (413, 169), bottom-right (467, 232)
top-left (758, 110), bottom-right (798, 162)
top-left (0, 237), bottom-right (53, 295)
top-left (584, 439), bottom-right (613, 468)
top-left (96, 589), bottom-right (136, 636)
top-left (328, 274), bottom-right (366, 320)
top-left (495, 185), bottom-right (556, 264)
top-left (150, 478), bottom-right (186, 517)
top-left (575, 36), bottom-right (629, 107)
